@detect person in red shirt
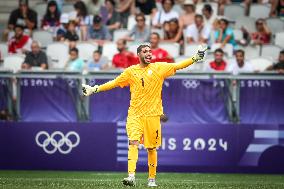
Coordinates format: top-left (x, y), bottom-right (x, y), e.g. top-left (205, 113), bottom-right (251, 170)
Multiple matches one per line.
top-left (8, 25), bottom-right (32, 54)
top-left (150, 32), bottom-right (174, 63)
top-left (204, 48), bottom-right (227, 71)
top-left (112, 39), bottom-right (139, 68)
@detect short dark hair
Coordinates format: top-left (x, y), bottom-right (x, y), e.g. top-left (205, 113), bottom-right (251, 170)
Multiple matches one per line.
top-left (162, 0), bottom-right (174, 6)
top-left (105, 0), bottom-right (115, 6)
top-left (151, 32), bottom-right (160, 39)
top-left (235, 49), bottom-right (245, 56)
top-left (195, 14), bottom-right (203, 20)
top-left (135, 13), bottom-right (145, 21)
top-left (93, 15), bottom-right (102, 24)
top-left (280, 50), bottom-right (284, 54)
top-left (93, 50), bottom-right (101, 55)
top-left (220, 18), bottom-right (229, 25)
top-left (15, 24), bottom-right (24, 30)
top-left (69, 47), bottom-right (79, 54)
top-left (214, 48), bottom-right (224, 54)
top-left (203, 4), bottom-right (213, 13)
top-left (137, 44), bottom-right (151, 54)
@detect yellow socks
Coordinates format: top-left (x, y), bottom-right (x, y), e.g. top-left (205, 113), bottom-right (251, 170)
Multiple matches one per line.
top-left (128, 145), bottom-right (138, 175)
top-left (148, 148), bottom-right (157, 179)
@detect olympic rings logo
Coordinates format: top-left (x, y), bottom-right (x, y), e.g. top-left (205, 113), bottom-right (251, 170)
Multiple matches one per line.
top-left (35, 131), bottom-right (80, 154)
top-left (182, 79), bottom-right (200, 89)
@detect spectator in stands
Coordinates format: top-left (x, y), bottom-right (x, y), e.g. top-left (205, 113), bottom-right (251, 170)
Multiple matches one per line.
top-left (41, 0), bottom-right (61, 36)
top-left (163, 18), bottom-right (183, 45)
top-left (242, 19), bottom-right (271, 45)
top-left (215, 18), bottom-right (237, 49)
top-left (112, 39), bottom-right (139, 68)
top-left (4, 0), bottom-right (37, 40)
top-left (202, 4), bottom-right (217, 27)
top-left (116, 0), bottom-right (136, 28)
top-left (56, 13), bottom-right (69, 41)
top-left (72, 1), bottom-right (91, 41)
top-left (277, 0), bottom-right (284, 19)
top-left (179, 0), bottom-right (196, 29)
top-left (243, 0), bottom-right (279, 17)
top-left (266, 50), bottom-right (284, 73)
top-left (123, 13), bottom-right (151, 42)
top-left (64, 47), bottom-right (84, 71)
top-left (86, 50), bottom-right (109, 71)
top-left (104, 0), bottom-right (121, 36)
top-left (22, 41), bottom-right (48, 70)
top-left (150, 32), bottom-right (174, 63)
top-left (135, 0), bottom-right (157, 18)
top-left (227, 49), bottom-right (253, 74)
top-left (8, 25), bottom-right (32, 54)
top-left (204, 48), bottom-right (227, 71)
top-left (185, 14), bottom-right (211, 44)
top-left (83, 0), bottom-right (104, 16)
top-left (88, 15), bottom-right (112, 46)
top-left (64, 21), bottom-right (79, 48)
top-left (152, 0), bottom-right (179, 29)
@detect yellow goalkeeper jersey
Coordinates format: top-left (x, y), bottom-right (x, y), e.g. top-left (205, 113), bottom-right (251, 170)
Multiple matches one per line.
top-left (111, 62), bottom-right (176, 117)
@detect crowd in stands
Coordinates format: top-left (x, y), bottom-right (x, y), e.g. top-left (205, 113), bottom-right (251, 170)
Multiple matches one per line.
top-left (0, 0), bottom-right (283, 73)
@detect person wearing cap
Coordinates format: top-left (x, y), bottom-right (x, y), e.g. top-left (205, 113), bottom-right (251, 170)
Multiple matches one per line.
top-left (88, 15), bottom-right (112, 46)
top-left (179, 0), bottom-right (196, 29)
top-left (8, 25), bottom-right (32, 54)
top-left (56, 13), bottom-right (69, 41)
top-left (7, 0), bottom-right (37, 33)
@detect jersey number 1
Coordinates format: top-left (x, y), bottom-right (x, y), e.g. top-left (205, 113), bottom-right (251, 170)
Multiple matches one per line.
top-left (141, 78), bottom-right (144, 87)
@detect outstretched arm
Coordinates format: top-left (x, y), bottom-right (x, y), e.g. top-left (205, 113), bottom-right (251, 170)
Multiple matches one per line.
top-left (173, 45), bottom-right (208, 70)
top-left (82, 69), bottom-right (130, 96)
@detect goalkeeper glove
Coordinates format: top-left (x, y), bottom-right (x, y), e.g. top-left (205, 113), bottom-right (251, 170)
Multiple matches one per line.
top-left (82, 84), bottom-right (99, 96)
top-left (191, 45), bottom-right (208, 63)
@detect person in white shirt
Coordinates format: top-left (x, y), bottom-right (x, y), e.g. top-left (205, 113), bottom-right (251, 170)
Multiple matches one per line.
top-left (152, 0), bottom-right (179, 29)
top-left (185, 14), bottom-right (211, 44)
top-left (227, 49), bottom-right (253, 75)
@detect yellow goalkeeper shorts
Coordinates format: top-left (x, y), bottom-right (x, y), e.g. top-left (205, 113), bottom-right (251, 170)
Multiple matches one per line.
top-left (126, 116), bottom-right (161, 148)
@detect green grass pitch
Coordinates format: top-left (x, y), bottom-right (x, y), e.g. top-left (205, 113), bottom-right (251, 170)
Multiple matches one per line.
top-left (0, 171), bottom-right (284, 189)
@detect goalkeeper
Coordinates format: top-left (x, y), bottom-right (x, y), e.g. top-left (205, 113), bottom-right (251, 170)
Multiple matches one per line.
top-left (82, 44), bottom-right (207, 187)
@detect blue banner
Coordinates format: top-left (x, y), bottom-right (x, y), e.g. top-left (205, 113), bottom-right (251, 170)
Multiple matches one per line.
top-left (20, 78), bottom-right (79, 122)
top-left (240, 80), bottom-right (284, 124)
top-left (89, 79), bottom-right (229, 123)
top-left (0, 122), bottom-right (283, 172)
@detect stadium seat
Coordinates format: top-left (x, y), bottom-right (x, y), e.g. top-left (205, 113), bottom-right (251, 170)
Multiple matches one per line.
top-left (127, 42), bottom-right (140, 55)
top-left (261, 44), bottom-right (282, 61)
top-left (159, 42), bottom-right (180, 58)
top-left (46, 43), bottom-right (69, 69)
top-left (239, 45), bottom-right (261, 59)
top-left (233, 29), bottom-right (243, 42)
top-left (249, 57), bottom-right (272, 71)
top-left (76, 42), bottom-right (98, 62)
top-left (102, 42), bottom-right (118, 61)
top-left (235, 16), bottom-right (256, 33)
top-left (224, 4), bottom-right (245, 22)
top-left (211, 43), bottom-right (234, 58)
top-left (0, 43), bottom-right (8, 61)
top-left (275, 32), bottom-right (284, 48)
top-left (249, 3), bottom-right (271, 19)
top-left (266, 18), bottom-right (284, 35)
top-left (33, 3), bottom-right (47, 19)
top-left (3, 54), bottom-right (25, 72)
top-left (62, 3), bottom-right (74, 13)
top-left (127, 15), bottom-right (151, 30)
top-left (113, 29), bottom-right (129, 42)
top-left (32, 30), bottom-right (54, 48)
top-left (196, 2), bottom-right (218, 18)
top-left (184, 43), bottom-right (200, 57)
